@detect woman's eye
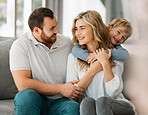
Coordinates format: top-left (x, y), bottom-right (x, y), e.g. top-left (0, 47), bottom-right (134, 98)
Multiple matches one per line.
top-left (74, 28), bottom-right (77, 31)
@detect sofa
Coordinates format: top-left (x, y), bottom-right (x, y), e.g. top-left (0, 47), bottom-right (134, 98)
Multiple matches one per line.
top-left (0, 38), bottom-right (18, 115)
top-left (0, 37), bottom-right (132, 115)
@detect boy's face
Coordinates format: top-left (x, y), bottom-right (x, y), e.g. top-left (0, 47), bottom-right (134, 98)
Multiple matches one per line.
top-left (108, 25), bottom-right (128, 45)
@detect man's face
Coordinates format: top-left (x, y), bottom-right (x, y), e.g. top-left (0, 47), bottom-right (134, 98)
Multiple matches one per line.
top-left (108, 26), bottom-right (128, 45)
top-left (40, 16), bottom-right (59, 44)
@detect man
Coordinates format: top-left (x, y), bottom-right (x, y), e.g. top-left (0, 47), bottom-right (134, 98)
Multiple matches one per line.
top-left (10, 7), bottom-right (83, 115)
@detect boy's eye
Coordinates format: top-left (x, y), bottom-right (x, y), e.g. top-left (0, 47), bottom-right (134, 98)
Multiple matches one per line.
top-left (123, 36), bottom-right (126, 40)
top-left (118, 31), bottom-right (120, 34)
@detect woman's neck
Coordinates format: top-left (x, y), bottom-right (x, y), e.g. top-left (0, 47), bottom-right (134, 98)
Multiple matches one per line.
top-left (87, 41), bottom-right (97, 53)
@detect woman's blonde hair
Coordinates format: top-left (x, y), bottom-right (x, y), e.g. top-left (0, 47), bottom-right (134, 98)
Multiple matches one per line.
top-left (109, 18), bottom-right (132, 38)
top-left (72, 10), bottom-right (113, 71)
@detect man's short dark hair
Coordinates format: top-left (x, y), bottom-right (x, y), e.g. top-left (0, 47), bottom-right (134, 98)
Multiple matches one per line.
top-left (28, 7), bottom-right (54, 31)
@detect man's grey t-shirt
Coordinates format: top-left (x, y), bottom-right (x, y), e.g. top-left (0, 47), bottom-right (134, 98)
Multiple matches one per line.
top-left (10, 32), bottom-right (72, 99)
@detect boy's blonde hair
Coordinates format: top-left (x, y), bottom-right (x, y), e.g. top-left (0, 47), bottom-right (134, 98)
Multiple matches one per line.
top-left (110, 18), bottom-right (132, 38)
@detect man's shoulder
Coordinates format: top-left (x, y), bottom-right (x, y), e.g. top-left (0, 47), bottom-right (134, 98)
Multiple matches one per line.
top-left (57, 34), bottom-right (72, 43)
top-left (11, 32), bottom-right (32, 49)
top-left (14, 32), bottom-right (31, 42)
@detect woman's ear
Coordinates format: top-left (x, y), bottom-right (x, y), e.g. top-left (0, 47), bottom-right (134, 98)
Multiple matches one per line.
top-left (107, 24), bottom-right (112, 30)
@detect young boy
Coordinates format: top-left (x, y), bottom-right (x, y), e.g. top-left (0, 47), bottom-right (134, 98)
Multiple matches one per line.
top-left (71, 18), bottom-right (132, 63)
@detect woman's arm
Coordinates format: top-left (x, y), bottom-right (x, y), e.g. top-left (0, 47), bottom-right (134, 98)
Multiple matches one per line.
top-left (105, 61), bottom-right (124, 98)
top-left (94, 48), bottom-right (124, 98)
top-left (66, 53), bottom-right (102, 91)
top-left (77, 61), bottom-right (102, 90)
top-left (94, 49), bottom-right (114, 82)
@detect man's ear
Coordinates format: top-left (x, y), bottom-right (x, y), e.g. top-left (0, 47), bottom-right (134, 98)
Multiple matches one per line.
top-left (107, 24), bottom-right (112, 30)
top-left (33, 27), bottom-right (42, 34)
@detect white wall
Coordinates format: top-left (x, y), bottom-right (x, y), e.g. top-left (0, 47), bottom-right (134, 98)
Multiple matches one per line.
top-left (62, 0), bottom-right (106, 39)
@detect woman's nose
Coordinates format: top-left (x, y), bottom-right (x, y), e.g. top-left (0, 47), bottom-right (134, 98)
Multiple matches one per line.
top-left (76, 30), bottom-right (81, 37)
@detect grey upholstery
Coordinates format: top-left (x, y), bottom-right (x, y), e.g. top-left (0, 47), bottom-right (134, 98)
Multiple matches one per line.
top-left (0, 38), bottom-right (131, 115)
top-left (0, 100), bottom-right (15, 115)
top-left (0, 38), bottom-right (17, 115)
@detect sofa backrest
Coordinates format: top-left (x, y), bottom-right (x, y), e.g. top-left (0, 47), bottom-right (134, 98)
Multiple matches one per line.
top-left (0, 39), bottom-right (18, 99)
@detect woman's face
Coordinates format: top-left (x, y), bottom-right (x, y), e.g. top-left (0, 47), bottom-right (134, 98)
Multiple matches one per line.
top-left (75, 18), bottom-right (94, 46)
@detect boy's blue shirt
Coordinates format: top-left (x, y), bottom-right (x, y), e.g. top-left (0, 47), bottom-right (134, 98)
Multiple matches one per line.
top-left (71, 45), bottom-right (129, 62)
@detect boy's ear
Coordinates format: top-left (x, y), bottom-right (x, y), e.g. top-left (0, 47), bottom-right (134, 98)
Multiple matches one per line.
top-left (107, 24), bottom-right (112, 30)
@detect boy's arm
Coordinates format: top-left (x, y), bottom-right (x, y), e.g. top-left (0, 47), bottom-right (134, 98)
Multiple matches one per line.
top-left (71, 45), bottom-right (89, 62)
top-left (72, 44), bottom-right (129, 62)
top-left (109, 45), bottom-right (129, 61)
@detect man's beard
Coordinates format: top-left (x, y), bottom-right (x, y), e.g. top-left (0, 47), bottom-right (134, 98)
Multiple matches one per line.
top-left (41, 31), bottom-right (57, 44)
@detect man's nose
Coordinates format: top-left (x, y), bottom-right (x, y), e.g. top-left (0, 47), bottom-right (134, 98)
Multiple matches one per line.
top-left (55, 26), bottom-right (59, 33)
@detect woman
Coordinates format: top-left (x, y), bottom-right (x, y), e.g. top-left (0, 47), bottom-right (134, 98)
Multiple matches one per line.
top-left (66, 10), bottom-right (135, 115)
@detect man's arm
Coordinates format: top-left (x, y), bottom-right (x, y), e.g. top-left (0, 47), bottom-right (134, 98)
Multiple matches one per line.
top-left (12, 70), bottom-right (83, 99)
top-left (10, 38), bottom-right (83, 99)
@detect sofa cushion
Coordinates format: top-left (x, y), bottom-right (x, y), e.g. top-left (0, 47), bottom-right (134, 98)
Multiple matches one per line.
top-left (0, 99), bottom-right (15, 115)
top-left (0, 39), bottom-right (18, 99)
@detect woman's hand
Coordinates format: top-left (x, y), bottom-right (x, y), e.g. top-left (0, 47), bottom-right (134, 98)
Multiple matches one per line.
top-left (86, 53), bottom-right (97, 64)
top-left (93, 48), bottom-right (111, 66)
top-left (89, 60), bottom-right (103, 74)
top-left (93, 48), bottom-right (115, 82)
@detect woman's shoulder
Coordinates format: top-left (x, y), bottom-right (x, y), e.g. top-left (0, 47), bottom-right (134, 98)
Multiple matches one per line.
top-left (113, 60), bottom-right (124, 65)
top-left (68, 53), bottom-right (77, 59)
top-left (112, 60), bottom-right (124, 73)
top-left (68, 53), bottom-right (78, 63)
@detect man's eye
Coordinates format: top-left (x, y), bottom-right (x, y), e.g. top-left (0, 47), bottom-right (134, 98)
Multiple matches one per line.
top-left (81, 28), bottom-right (85, 30)
top-left (50, 27), bottom-right (54, 31)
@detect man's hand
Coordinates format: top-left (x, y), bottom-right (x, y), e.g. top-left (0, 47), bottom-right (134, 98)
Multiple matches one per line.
top-left (60, 80), bottom-right (84, 100)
